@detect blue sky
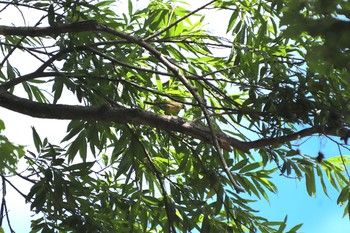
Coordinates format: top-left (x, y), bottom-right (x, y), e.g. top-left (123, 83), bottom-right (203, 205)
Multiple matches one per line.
top-left (255, 174), bottom-right (350, 233)
top-left (252, 135), bottom-right (350, 233)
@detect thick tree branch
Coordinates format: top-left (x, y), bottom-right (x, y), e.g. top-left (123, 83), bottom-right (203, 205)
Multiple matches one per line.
top-left (0, 90), bottom-right (248, 152)
top-left (0, 91), bottom-right (341, 154)
top-left (0, 20), bottom-right (100, 36)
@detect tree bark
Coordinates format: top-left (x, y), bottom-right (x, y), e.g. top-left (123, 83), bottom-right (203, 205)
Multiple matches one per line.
top-left (0, 90), bottom-right (341, 152)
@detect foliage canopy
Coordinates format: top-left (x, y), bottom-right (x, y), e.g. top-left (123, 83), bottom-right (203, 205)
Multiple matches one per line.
top-left (0, 0), bottom-right (350, 232)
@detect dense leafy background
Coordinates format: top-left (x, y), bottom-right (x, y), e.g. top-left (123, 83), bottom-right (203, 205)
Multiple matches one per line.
top-left (0, 0), bottom-right (349, 232)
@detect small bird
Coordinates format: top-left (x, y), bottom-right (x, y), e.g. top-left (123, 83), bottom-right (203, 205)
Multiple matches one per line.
top-left (144, 100), bottom-right (184, 115)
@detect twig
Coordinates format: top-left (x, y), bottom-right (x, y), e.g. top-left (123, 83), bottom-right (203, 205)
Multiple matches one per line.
top-left (0, 174), bottom-right (5, 226)
top-left (335, 143), bottom-right (350, 180)
top-left (3, 176), bottom-right (30, 198)
top-left (0, 175), bottom-right (15, 233)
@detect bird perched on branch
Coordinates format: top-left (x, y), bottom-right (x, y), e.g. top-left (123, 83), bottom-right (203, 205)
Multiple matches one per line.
top-left (144, 100), bottom-right (184, 115)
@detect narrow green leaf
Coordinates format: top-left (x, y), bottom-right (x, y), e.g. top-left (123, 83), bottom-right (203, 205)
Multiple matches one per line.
top-left (227, 44), bottom-right (236, 63)
top-left (337, 186), bottom-right (350, 205)
top-left (287, 223), bottom-right (303, 232)
top-left (316, 165), bottom-right (329, 197)
top-left (52, 78), bottom-right (64, 104)
top-left (305, 167), bottom-right (316, 196)
top-left (116, 150), bottom-right (132, 179)
top-left (32, 126), bottom-right (42, 153)
top-left (276, 215), bottom-right (287, 233)
top-left (48, 4), bottom-right (55, 26)
top-left (290, 162), bottom-right (302, 179)
top-left (79, 136), bottom-right (87, 162)
top-left (64, 162), bottom-right (94, 176)
top-left (142, 195), bottom-right (159, 205)
top-left (239, 162), bottom-right (261, 173)
top-left (0, 119), bottom-right (5, 131)
top-left (128, 0), bottom-right (133, 16)
top-left (67, 132), bottom-right (86, 163)
top-left (227, 10), bottom-right (239, 33)
top-left (231, 159), bottom-right (249, 171)
top-left (30, 85), bottom-right (48, 103)
top-left (325, 169), bottom-right (339, 191)
top-left (6, 62), bottom-right (16, 80)
top-left (61, 121), bottom-right (85, 142)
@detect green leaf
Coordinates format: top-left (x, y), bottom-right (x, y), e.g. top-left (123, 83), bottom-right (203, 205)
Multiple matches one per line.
top-left (6, 61), bottom-right (16, 80)
top-left (276, 215), bottom-right (287, 233)
top-left (48, 4), bottom-right (55, 26)
top-left (64, 162), bottom-right (94, 176)
top-left (116, 149), bottom-right (132, 179)
top-left (231, 159), bottom-right (249, 171)
top-left (239, 162), bottom-right (261, 173)
top-left (142, 195), bottom-right (159, 205)
top-left (67, 132), bottom-right (86, 163)
top-left (31, 85), bottom-right (48, 103)
top-left (52, 77), bottom-right (64, 104)
top-left (305, 167), bottom-right (316, 196)
top-left (227, 9), bottom-right (239, 33)
top-left (32, 126), bottom-right (42, 153)
top-left (337, 186), bottom-right (350, 205)
top-left (128, 0), bottom-right (133, 16)
top-left (316, 165), bottom-right (329, 197)
top-left (287, 223), bottom-right (303, 232)
top-left (0, 119), bottom-right (5, 131)
top-left (61, 120), bottom-right (85, 143)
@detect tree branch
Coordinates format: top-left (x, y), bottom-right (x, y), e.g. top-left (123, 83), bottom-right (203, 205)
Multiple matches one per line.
top-left (0, 90), bottom-right (248, 152)
top-left (247, 126), bottom-right (339, 149)
top-left (0, 20), bottom-right (100, 36)
top-left (0, 91), bottom-right (341, 155)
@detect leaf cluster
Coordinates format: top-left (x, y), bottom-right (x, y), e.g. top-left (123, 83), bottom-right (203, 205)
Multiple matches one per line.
top-left (0, 0), bottom-right (349, 232)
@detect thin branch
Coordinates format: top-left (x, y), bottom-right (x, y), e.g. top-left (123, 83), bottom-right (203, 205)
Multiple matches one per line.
top-left (246, 127), bottom-right (323, 149)
top-left (3, 176), bottom-right (26, 198)
top-left (85, 46), bottom-right (172, 77)
top-left (0, 175), bottom-right (15, 233)
top-left (0, 174), bottom-right (5, 226)
top-left (154, 38), bottom-right (232, 49)
top-left (13, 171), bottom-right (36, 184)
